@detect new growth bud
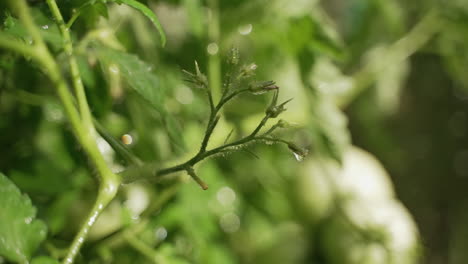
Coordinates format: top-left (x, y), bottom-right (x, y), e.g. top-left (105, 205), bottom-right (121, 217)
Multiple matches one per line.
top-left (239, 63), bottom-right (257, 78)
top-left (182, 61), bottom-right (208, 89)
top-left (266, 91), bottom-right (292, 118)
top-left (228, 48), bottom-right (240, 66)
top-left (249, 81), bottom-right (279, 94)
top-left (276, 119), bottom-right (290, 128)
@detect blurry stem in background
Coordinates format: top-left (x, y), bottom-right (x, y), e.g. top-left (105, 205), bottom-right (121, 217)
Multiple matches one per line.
top-left (95, 183), bottom-right (181, 253)
top-left (94, 119), bottom-right (144, 166)
top-left (339, 9), bottom-right (444, 108)
top-left (207, 0), bottom-right (222, 101)
top-left (125, 233), bottom-right (167, 264)
top-left (1, 1), bottom-right (121, 263)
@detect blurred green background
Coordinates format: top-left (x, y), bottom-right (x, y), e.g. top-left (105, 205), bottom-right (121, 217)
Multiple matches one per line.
top-left (1, 0), bottom-right (468, 263)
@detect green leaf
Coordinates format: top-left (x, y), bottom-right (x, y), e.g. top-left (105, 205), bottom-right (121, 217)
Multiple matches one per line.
top-left (112, 0), bottom-right (166, 47)
top-left (96, 47), bottom-right (165, 112)
top-left (94, 2), bottom-right (109, 19)
top-left (0, 173), bottom-right (47, 263)
top-left (308, 58), bottom-right (351, 162)
top-left (308, 97), bottom-right (350, 163)
top-left (31, 256), bottom-right (60, 264)
top-left (2, 12), bottom-right (63, 51)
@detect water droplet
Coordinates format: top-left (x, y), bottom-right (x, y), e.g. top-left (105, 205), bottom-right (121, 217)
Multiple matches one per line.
top-left (24, 217), bottom-right (32, 224)
top-left (217, 186), bottom-right (236, 206)
top-left (155, 227), bottom-right (168, 241)
top-left (219, 212), bottom-right (240, 233)
top-left (121, 134), bottom-right (133, 145)
top-left (288, 144), bottom-right (308, 162)
top-left (251, 90), bottom-right (269, 95)
top-left (175, 85), bottom-right (194, 105)
top-left (109, 64), bottom-right (120, 74)
top-left (42, 25), bottom-right (49, 30)
top-left (238, 24), bottom-right (253, 35)
top-left (131, 215), bottom-right (140, 220)
top-left (293, 151), bottom-right (305, 162)
top-left (207, 42), bottom-right (219, 55)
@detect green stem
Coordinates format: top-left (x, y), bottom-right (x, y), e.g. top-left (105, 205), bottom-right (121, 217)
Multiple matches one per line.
top-left (94, 119), bottom-right (143, 166)
top-left (46, 0), bottom-right (94, 131)
top-left (0, 33), bottom-right (42, 60)
top-left (41, 51), bottom-right (120, 264)
top-left (207, 0), bottom-right (222, 101)
top-left (66, 1), bottom-right (94, 29)
top-left (125, 234), bottom-right (162, 264)
top-left (4, 1), bottom-right (121, 263)
top-left (339, 10), bottom-right (443, 108)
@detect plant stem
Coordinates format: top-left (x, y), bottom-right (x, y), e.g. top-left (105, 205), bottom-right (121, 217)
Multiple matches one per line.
top-left (0, 33), bottom-right (42, 60)
top-left (125, 233), bottom-right (162, 264)
top-left (339, 10), bottom-right (443, 108)
top-left (46, 0), bottom-right (94, 131)
top-left (207, 0), bottom-right (222, 101)
top-left (94, 119), bottom-right (143, 166)
top-left (4, 1), bottom-right (121, 263)
top-left (41, 48), bottom-right (120, 264)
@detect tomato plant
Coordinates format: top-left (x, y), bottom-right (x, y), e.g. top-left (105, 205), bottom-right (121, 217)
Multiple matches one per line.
top-left (1, 0), bottom-right (467, 263)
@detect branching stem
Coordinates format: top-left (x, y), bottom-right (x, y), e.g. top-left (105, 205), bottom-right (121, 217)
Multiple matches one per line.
top-left (2, 1), bottom-right (121, 263)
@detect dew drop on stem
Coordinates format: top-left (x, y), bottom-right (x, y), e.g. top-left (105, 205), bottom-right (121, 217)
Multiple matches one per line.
top-left (293, 151), bottom-right (305, 162)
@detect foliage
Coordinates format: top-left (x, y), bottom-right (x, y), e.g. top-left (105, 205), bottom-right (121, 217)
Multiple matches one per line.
top-left (0, 173), bottom-right (47, 263)
top-left (0, 0), bottom-right (467, 263)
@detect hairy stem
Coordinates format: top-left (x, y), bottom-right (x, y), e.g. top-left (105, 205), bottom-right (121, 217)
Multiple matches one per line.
top-left (46, 0), bottom-right (94, 131)
top-left (4, 1), bottom-right (121, 263)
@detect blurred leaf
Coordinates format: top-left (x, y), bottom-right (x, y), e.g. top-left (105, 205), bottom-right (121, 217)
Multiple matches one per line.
top-left (93, 2), bottom-right (109, 18)
top-left (113, 0), bottom-right (166, 47)
top-left (438, 8), bottom-right (468, 92)
top-left (0, 173), bottom-right (47, 263)
top-left (308, 59), bottom-right (351, 162)
top-left (96, 46), bottom-right (165, 112)
top-left (31, 256), bottom-right (60, 264)
top-left (308, 100), bottom-right (350, 163)
top-left (2, 12), bottom-right (63, 51)
top-left (373, 48), bottom-right (409, 115)
top-left (70, 0), bottom-right (109, 28)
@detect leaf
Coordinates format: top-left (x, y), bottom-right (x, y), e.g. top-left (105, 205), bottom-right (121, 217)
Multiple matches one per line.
top-left (0, 173), bottom-right (47, 263)
top-left (96, 47), bottom-right (165, 112)
top-left (2, 12), bottom-right (63, 51)
top-left (31, 256), bottom-right (60, 264)
top-left (112, 0), bottom-right (166, 47)
top-left (308, 59), bottom-right (351, 162)
top-left (309, 97), bottom-right (350, 163)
